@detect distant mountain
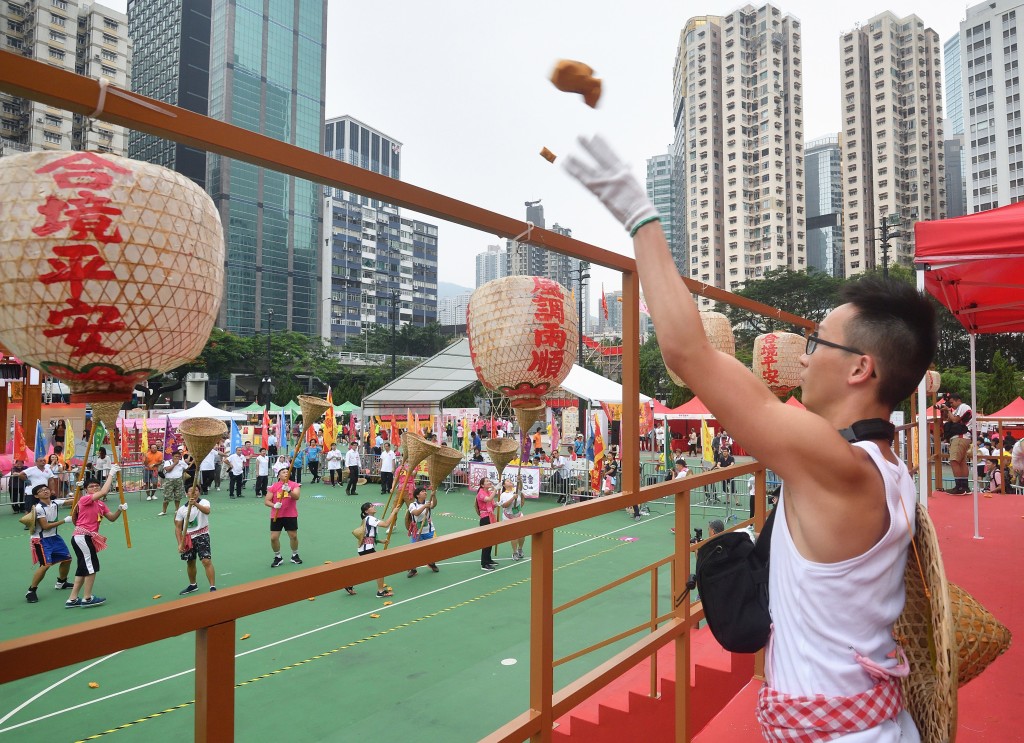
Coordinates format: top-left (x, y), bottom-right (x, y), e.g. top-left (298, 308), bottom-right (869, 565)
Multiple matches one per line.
top-left (438, 281), bottom-right (473, 299)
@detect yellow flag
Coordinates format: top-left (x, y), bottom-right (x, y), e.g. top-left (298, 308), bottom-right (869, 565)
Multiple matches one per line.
top-left (65, 419), bottom-right (75, 461)
top-left (141, 417), bottom-right (149, 452)
top-left (701, 418), bottom-right (714, 463)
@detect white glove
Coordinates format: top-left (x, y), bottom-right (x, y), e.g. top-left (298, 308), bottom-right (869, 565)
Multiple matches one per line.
top-left (109, 464), bottom-right (121, 476)
top-left (564, 135), bottom-right (659, 235)
top-left (273, 502), bottom-right (282, 510)
top-left (282, 485), bottom-right (291, 493)
top-left (119, 503), bottom-right (128, 512)
top-left (63, 515), bottom-right (72, 523)
top-left (75, 480), bottom-right (86, 490)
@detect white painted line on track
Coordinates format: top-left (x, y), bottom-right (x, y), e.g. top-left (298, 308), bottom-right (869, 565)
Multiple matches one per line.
top-left (0, 510), bottom-right (673, 735)
top-left (0, 652), bottom-right (122, 728)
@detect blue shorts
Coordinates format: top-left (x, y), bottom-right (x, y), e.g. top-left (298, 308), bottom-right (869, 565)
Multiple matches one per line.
top-left (410, 530), bottom-right (434, 543)
top-left (33, 535), bottom-right (71, 566)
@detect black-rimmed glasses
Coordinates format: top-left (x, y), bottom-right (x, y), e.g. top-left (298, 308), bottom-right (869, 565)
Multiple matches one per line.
top-left (805, 333), bottom-right (865, 357)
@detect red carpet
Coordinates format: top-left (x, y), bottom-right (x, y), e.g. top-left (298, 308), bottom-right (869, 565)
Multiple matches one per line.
top-left (555, 491), bottom-right (1023, 742)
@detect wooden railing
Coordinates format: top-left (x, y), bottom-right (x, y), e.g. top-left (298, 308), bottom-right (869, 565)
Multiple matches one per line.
top-left (0, 463), bottom-right (768, 742)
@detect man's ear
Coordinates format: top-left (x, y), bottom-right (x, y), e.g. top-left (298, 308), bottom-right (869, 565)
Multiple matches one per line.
top-left (848, 354), bottom-right (877, 387)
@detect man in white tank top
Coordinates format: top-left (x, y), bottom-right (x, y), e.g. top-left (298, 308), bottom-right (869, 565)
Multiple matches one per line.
top-left (564, 135), bottom-right (939, 741)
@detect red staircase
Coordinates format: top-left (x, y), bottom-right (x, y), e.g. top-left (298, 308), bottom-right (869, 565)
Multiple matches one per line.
top-left (552, 627), bottom-right (754, 742)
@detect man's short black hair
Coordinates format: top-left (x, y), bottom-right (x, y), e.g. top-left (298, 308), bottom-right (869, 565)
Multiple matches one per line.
top-left (949, 392), bottom-right (963, 401)
top-left (708, 519), bottom-right (725, 535)
top-left (841, 277), bottom-right (937, 410)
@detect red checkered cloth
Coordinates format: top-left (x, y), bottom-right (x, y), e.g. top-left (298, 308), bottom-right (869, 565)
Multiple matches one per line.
top-left (756, 676), bottom-right (904, 742)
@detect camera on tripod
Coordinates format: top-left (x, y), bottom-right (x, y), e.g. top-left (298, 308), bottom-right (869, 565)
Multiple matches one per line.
top-left (689, 527), bottom-right (703, 545)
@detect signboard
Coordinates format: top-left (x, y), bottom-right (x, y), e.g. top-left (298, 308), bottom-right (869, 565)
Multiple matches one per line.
top-left (468, 461), bottom-right (540, 498)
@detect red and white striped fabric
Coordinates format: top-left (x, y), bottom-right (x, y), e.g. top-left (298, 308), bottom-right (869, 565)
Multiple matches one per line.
top-left (756, 676), bottom-right (904, 742)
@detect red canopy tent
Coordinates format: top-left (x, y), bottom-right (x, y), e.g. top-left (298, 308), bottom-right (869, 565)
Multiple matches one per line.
top-left (915, 201), bottom-right (1024, 533)
top-left (986, 397), bottom-right (1024, 419)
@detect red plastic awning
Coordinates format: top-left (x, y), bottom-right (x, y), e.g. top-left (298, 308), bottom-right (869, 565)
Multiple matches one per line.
top-left (915, 201), bottom-right (1024, 333)
top-left (987, 396), bottom-right (1024, 419)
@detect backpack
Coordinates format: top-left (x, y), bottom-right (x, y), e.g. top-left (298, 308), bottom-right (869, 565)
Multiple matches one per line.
top-left (693, 495), bottom-right (777, 654)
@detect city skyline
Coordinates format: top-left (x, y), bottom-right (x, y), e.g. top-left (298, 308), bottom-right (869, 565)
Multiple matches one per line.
top-left (74, 0), bottom-right (970, 312)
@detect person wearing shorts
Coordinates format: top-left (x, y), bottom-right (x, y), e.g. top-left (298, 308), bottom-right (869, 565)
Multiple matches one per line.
top-left (265, 468), bottom-right (302, 567)
top-left (66, 465), bottom-right (126, 609)
top-left (345, 501), bottom-right (400, 597)
top-left (160, 451), bottom-right (188, 516)
top-left (406, 485), bottom-right (439, 577)
top-left (142, 444), bottom-right (163, 501)
top-left (25, 484), bottom-right (74, 604)
top-left (175, 486), bottom-right (216, 594)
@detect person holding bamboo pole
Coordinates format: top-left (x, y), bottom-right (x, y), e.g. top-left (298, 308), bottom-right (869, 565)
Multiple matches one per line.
top-left (406, 485), bottom-right (439, 577)
top-left (175, 485), bottom-right (216, 594)
top-left (265, 467), bottom-right (301, 568)
top-left (65, 465), bottom-right (126, 608)
top-left (498, 478), bottom-right (526, 561)
top-left (346, 501), bottom-right (401, 597)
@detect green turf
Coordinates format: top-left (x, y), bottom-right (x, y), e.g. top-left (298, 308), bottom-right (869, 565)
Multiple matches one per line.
top-left (0, 469), bottom-right (745, 742)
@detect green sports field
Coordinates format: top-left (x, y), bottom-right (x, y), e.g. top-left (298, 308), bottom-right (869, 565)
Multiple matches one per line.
top-left (0, 469), bottom-right (747, 742)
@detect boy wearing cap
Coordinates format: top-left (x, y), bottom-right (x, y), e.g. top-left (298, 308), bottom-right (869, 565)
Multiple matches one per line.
top-left (175, 485), bottom-right (216, 594)
top-left (66, 465), bottom-right (127, 608)
top-left (24, 483), bottom-right (74, 604)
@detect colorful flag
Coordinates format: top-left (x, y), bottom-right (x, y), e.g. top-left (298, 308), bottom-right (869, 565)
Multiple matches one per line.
top-left (65, 419), bottom-right (75, 462)
top-left (591, 413), bottom-right (606, 492)
top-left (163, 415), bottom-right (173, 458)
top-left (639, 295), bottom-right (650, 316)
top-left (462, 417), bottom-right (470, 455)
top-left (34, 420), bottom-right (47, 462)
top-left (261, 408), bottom-right (270, 449)
top-left (13, 419), bottom-right (28, 462)
top-left (141, 417), bottom-right (149, 453)
top-left (390, 414), bottom-right (399, 445)
top-left (323, 387), bottom-right (336, 449)
top-left (601, 284), bottom-right (609, 320)
top-left (407, 408), bottom-right (414, 436)
top-left (701, 418), bottom-right (714, 463)
top-left (549, 409), bottom-right (560, 455)
top-left (230, 419), bottom-right (242, 451)
top-left (92, 420), bottom-right (106, 453)
top-left (277, 410), bottom-right (286, 455)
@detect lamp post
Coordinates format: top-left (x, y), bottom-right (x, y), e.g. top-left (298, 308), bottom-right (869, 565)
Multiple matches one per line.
top-left (259, 307), bottom-right (274, 410)
top-left (572, 261), bottom-right (590, 436)
top-left (390, 289), bottom-right (398, 381)
top-left (873, 214), bottom-right (902, 278)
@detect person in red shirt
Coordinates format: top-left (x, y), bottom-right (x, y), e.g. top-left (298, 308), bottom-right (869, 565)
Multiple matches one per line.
top-left (265, 468), bottom-right (301, 568)
top-left (66, 465), bottom-right (126, 608)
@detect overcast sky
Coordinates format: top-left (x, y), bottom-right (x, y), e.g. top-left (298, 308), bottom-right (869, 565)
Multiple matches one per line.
top-left (108, 0), bottom-right (971, 311)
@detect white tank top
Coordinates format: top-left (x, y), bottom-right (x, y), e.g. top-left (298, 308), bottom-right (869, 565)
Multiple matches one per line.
top-left (767, 441), bottom-right (916, 703)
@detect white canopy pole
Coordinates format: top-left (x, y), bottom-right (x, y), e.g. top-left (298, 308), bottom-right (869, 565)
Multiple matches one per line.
top-left (970, 332), bottom-right (982, 540)
top-left (916, 269), bottom-right (930, 509)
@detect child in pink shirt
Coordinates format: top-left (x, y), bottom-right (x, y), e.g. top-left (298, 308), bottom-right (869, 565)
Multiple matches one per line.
top-left (67, 465), bottom-right (126, 608)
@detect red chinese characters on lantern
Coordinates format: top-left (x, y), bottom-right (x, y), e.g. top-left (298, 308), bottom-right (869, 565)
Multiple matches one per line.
top-left (760, 334), bottom-right (780, 385)
top-left (32, 152), bottom-right (128, 360)
top-left (527, 278), bottom-right (569, 382)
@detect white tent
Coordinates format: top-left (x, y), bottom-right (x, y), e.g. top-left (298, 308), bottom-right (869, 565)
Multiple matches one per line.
top-left (555, 365), bottom-right (652, 405)
top-left (170, 399), bottom-right (247, 421)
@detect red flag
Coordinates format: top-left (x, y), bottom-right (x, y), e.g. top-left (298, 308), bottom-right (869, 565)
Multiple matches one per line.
top-left (601, 284), bottom-right (609, 320)
top-left (13, 419), bottom-right (28, 461)
top-left (390, 414), bottom-right (399, 445)
top-left (261, 409), bottom-right (270, 448)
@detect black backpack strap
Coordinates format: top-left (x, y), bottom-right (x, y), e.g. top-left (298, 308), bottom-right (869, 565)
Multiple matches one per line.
top-left (753, 502), bottom-right (777, 564)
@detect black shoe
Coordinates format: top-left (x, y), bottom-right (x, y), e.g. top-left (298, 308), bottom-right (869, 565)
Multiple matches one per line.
top-left (26, 588), bottom-right (38, 603)
top-left (54, 579), bottom-right (73, 590)
top-left (271, 555), bottom-right (284, 568)
top-left (481, 564), bottom-right (496, 571)
top-left (407, 569), bottom-right (418, 578)
top-left (429, 563), bottom-right (439, 573)
top-left (376, 589), bottom-right (393, 598)
top-left (290, 554), bottom-right (303, 565)
top-left (179, 583), bottom-right (199, 595)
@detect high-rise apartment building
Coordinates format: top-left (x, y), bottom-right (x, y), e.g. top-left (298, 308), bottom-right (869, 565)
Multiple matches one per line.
top-left (1, 0), bottom-right (130, 156)
top-left (673, 5), bottom-right (806, 301)
top-left (840, 12), bottom-right (945, 275)
top-left (475, 244), bottom-right (508, 288)
top-left (506, 202), bottom-right (589, 333)
top-left (438, 294), bottom-right (470, 326)
top-left (204, 0), bottom-right (326, 337)
top-left (322, 115), bottom-right (438, 348)
top-left (127, 0), bottom-right (210, 188)
top-left (645, 152), bottom-right (676, 269)
top-left (944, 33), bottom-right (967, 217)
top-left (960, 0), bottom-right (1024, 211)
top-left (805, 135), bottom-right (844, 277)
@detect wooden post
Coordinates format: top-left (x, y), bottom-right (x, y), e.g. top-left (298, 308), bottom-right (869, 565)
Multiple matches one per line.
top-left (529, 529), bottom-right (554, 742)
top-left (195, 620), bottom-right (235, 742)
top-left (0, 383), bottom-right (7, 451)
top-left (23, 369), bottom-right (42, 456)
top-left (674, 486), bottom-right (692, 743)
top-left (753, 469), bottom-right (767, 681)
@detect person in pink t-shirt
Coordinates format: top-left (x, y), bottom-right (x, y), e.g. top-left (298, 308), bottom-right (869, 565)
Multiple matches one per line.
top-left (265, 468), bottom-right (301, 568)
top-left (475, 477), bottom-right (500, 571)
top-left (66, 465), bottom-right (127, 609)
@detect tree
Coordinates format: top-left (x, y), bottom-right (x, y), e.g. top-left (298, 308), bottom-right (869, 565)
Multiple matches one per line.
top-left (723, 268), bottom-right (844, 342)
top-left (982, 351), bottom-right (1022, 413)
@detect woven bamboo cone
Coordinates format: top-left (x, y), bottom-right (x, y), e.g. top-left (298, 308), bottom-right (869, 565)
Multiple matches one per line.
top-left (178, 417), bottom-right (228, 468)
top-left (90, 400), bottom-right (133, 548)
top-left (949, 582), bottom-right (1012, 686)
top-left (298, 395), bottom-right (330, 428)
top-left (426, 446), bottom-right (463, 490)
top-left (514, 404), bottom-right (545, 435)
top-left (485, 437), bottom-right (518, 480)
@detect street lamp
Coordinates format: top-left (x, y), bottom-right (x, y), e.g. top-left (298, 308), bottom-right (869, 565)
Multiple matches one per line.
top-left (390, 289), bottom-right (398, 380)
top-left (258, 307), bottom-right (275, 408)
